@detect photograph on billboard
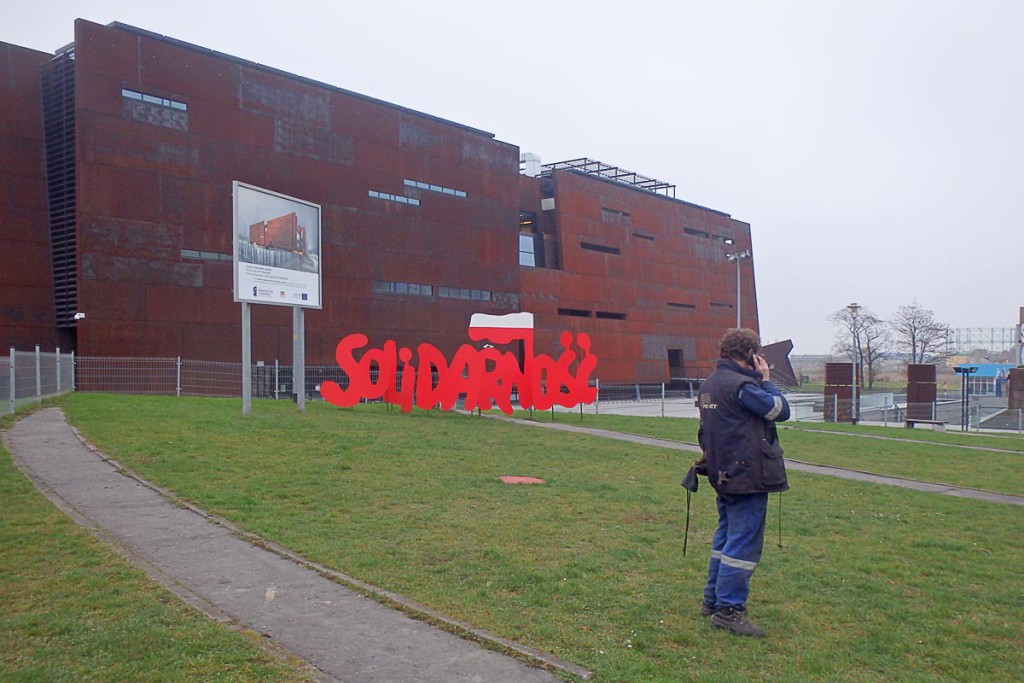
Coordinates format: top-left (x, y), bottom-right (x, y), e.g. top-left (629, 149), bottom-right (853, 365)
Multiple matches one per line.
top-left (233, 181), bottom-right (322, 309)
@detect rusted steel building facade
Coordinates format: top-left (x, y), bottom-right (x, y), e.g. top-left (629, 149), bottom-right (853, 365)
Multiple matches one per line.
top-left (1, 20), bottom-right (760, 384)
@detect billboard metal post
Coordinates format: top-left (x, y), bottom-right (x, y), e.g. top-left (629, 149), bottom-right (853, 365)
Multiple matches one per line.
top-left (293, 306), bottom-right (305, 412)
top-left (242, 302), bottom-right (252, 416)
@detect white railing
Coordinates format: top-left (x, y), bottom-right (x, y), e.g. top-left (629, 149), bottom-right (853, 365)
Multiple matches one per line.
top-left (3, 346), bottom-right (76, 416)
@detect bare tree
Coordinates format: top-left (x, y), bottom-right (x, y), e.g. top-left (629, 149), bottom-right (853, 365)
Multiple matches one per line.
top-left (891, 302), bottom-right (947, 364)
top-left (829, 306), bottom-right (890, 388)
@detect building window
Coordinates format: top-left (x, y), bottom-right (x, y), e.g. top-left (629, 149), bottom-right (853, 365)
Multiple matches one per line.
top-left (439, 287), bottom-right (491, 301)
top-left (667, 302), bottom-right (696, 310)
top-left (403, 179), bottom-right (467, 198)
top-left (519, 234), bottom-right (537, 267)
top-left (181, 249), bottom-right (232, 262)
top-left (122, 88), bottom-right (187, 111)
top-left (633, 231), bottom-right (655, 241)
top-left (371, 280), bottom-right (432, 296)
top-left (558, 308), bottom-right (592, 317)
top-left (710, 302), bottom-right (733, 309)
top-left (519, 211), bottom-right (545, 268)
top-left (580, 241), bottom-right (620, 255)
top-left (683, 227), bottom-right (710, 238)
top-left (595, 311), bottom-right (626, 320)
top-left (368, 190), bottom-right (420, 206)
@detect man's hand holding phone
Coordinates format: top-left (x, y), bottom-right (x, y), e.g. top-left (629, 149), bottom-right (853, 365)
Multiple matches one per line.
top-left (750, 353), bottom-right (770, 382)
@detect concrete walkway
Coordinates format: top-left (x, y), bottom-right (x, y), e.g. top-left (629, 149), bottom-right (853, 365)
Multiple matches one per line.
top-left (4, 409), bottom-right (584, 683)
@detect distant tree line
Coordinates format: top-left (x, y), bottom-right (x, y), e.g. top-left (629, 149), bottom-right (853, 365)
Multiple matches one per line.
top-left (828, 301), bottom-right (947, 388)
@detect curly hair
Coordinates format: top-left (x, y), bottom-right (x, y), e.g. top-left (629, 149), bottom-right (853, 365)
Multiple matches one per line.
top-left (719, 328), bottom-right (761, 360)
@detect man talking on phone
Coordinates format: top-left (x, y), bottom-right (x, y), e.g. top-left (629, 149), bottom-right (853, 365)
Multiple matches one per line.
top-left (695, 328), bottom-right (789, 637)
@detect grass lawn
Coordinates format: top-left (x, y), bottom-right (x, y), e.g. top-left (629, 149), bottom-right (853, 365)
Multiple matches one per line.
top-left (0, 410), bottom-right (315, 683)
top-left (520, 411), bottom-right (1024, 497)
top-left (34, 393), bottom-right (1024, 682)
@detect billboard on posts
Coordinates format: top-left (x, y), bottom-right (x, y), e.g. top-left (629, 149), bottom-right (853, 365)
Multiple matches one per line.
top-left (233, 181), bottom-right (322, 309)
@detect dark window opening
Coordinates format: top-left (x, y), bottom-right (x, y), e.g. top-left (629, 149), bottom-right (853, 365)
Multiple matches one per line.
top-left (580, 241), bottom-right (620, 255)
top-left (684, 227), bottom-right (710, 238)
top-left (633, 231), bottom-right (655, 241)
top-left (558, 308), bottom-right (592, 317)
top-left (668, 348), bottom-right (685, 376)
top-left (595, 311), bottom-right (626, 320)
top-left (668, 302), bottom-right (696, 310)
top-left (710, 302), bottom-right (733, 309)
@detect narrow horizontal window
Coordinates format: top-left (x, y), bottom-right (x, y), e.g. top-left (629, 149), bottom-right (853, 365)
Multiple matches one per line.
top-left (633, 232), bottom-right (655, 241)
top-left (580, 241), bottom-right (620, 255)
top-left (368, 189), bottom-right (420, 206)
top-left (710, 302), bottom-right (733, 308)
top-left (439, 287), bottom-right (490, 301)
top-left (558, 308), bottom-right (592, 317)
top-left (683, 227), bottom-right (710, 238)
top-left (181, 249), bottom-right (230, 262)
top-left (595, 311), bottom-right (626, 320)
top-left (122, 88), bottom-right (187, 111)
top-left (371, 280), bottom-right (432, 296)
top-left (668, 302), bottom-right (696, 310)
top-left (403, 178), bottom-right (468, 198)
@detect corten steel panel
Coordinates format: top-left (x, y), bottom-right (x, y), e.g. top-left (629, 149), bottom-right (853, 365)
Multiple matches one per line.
top-left (79, 280), bottom-right (147, 321)
top-left (906, 364), bottom-right (937, 420)
top-left (1008, 369), bottom-right (1024, 410)
top-left (824, 362), bottom-right (855, 423)
top-left (70, 21), bottom-right (521, 363)
top-left (0, 41), bottom-right (58, 351)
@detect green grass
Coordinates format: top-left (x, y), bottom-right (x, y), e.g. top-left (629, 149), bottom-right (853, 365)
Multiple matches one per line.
top-left (0, 410), bottom-right (315, 683)
top-left (515, 411), bottom-right (1024, 497)
top-left (40, 393), bottom-right (1024, 682)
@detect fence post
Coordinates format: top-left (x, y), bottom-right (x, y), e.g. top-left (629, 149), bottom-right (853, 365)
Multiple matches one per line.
top-left (661, 382), bottom-right (665, 418)
top-left (595, 378), bottom-right (600, 415)
top-left (8, 347), bottom-right (14, 414)
top-left (274, 359), bottom-right (280, 400)
top-left (635, 384), bottom-right (640, 402)
top-left (834, 394), bottom-right (838, 423)
top-left (71, 351), bottom-right (76, 391)
top-left (176, 357), bottom-right (182, 397)
top-left (35, 345), bottom-right (41, 403)
top-left (56, 347), bottom-right (61, 394)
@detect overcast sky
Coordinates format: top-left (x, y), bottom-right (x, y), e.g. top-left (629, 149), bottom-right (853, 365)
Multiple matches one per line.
top-left (6, 0), bottom-right (1021, 354)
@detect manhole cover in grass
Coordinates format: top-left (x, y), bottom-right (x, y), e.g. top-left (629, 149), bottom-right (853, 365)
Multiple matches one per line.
top-left (499, 476), bottom-right (546, 485)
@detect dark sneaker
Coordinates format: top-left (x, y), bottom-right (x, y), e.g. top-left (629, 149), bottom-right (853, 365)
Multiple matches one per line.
top-left (710, 607), bottom-right (765, 637)
top-left (700, 603), bottom-right (715, 617)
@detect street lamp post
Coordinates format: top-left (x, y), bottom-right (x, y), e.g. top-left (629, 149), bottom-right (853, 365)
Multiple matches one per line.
top-left (847, 302), bottom-right (861, 424)
top-left (726, 249), bottom-right (751, 328)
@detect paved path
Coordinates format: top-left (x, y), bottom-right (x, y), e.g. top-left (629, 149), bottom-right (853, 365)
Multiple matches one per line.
top-left (501, 417), bottom-right (1024, 506)
top-left (4, 409), bottom-right (583, 683)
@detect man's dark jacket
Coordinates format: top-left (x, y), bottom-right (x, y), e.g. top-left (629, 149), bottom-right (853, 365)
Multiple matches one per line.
top-left (697, 359), bottom-right (789, 496)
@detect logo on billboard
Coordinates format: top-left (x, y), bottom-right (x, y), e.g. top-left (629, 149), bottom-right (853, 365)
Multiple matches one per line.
top-left (320, 312), bottom-right (598, 415)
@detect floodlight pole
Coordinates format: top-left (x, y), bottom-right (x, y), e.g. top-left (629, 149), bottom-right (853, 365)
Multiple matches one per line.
top-left (726, 249), bottom-right (751, 328)
top-left (847, 303), bottom-right (861, 424)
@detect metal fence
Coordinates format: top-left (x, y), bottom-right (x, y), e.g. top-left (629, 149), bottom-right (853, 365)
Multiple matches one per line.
top-left (3, 347), bottom-right (76, 416)
top-left (6, 351), bottom-right (1022, 433)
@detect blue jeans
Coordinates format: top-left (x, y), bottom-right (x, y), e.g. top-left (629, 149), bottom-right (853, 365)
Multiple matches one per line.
top-left (703, 492), bottom-right (768, 610)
